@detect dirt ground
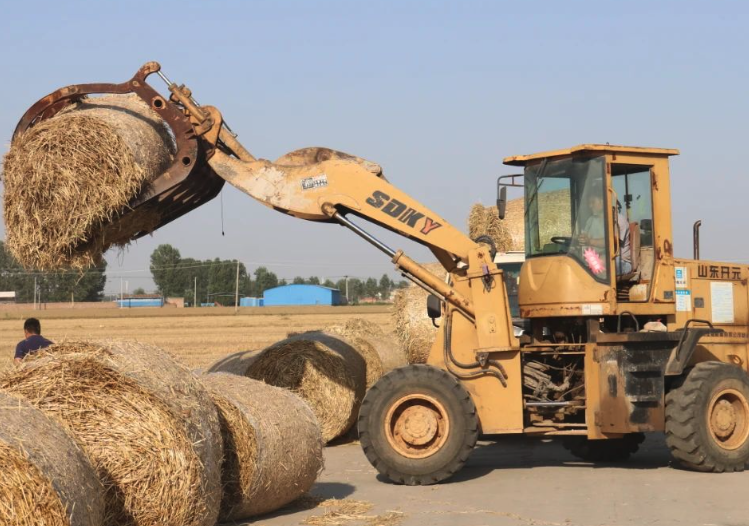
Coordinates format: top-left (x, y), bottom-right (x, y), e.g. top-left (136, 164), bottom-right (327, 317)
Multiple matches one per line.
top-left (0, 305), bottom-right (393, 370)
top-left (253, 436), bottom-right (749, 526)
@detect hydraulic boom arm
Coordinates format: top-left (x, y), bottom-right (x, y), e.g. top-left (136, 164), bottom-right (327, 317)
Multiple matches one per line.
top-left (14, 62), bottom-right (516, 342)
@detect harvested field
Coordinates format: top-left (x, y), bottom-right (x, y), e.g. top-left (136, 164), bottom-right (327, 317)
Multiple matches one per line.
top-left (2, 94), bottom-right (175, 269)
top-left (0, 306), bottom-right (392, 371)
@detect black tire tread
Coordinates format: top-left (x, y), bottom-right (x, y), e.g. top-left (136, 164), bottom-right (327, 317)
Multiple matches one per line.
top-left (665, 361), bottom-right (749, 473)
top-left (358, 364), bottom-right (478, 485)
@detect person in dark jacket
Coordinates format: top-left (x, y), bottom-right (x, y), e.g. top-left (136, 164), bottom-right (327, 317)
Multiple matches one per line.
top-left (14, 317), bottom-right (52, 364)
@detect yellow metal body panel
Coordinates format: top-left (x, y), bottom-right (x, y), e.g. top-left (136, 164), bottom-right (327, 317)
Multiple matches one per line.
top-left (518, 152), bottom-right (679, 320)
top-left (504, 144), bottom-right (679, 166)
top-left (519, 256), bottom-right (613, 317)
top-left (671, 258), bottom-right (749, 369)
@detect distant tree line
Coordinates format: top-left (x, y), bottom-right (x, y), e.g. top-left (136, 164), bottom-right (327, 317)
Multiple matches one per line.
top-left (0, 241), bottom-right (107, 302)
top-left (149, 244), bottom-right (407, 305)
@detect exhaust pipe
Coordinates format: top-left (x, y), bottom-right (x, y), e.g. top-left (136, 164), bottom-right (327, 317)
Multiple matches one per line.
top-left (693, 220), bottom-right (702, 260)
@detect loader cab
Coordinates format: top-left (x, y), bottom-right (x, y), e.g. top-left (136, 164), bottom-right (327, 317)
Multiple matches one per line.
top-left (502, 145), bottom-right (679, 319)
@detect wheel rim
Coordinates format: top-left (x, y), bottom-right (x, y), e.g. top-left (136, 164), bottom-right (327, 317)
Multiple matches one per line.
top-left (708, 388), bottom-right (749, 451)
top-left (384, 394), bottom-right (450, 459)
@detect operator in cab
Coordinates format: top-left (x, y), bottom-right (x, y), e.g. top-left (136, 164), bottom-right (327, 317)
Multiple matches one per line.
top-left (578, 191), bottom-right (631, 276)
top-left (14, 317), bottom-right (53, 364)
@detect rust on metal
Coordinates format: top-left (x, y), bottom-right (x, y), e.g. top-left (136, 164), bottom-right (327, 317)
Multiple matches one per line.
top-left (385, 394), bottom-right (450, 459)
top-left (708, 388), bottom-right (749, 451)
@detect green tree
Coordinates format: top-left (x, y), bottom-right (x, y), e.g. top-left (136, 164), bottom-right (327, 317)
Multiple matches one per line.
top-left (364, 277), bottom-right (378, 298)
top-left (292, 276), bottom-right (305, 284)
top-left (253, 267), bottom-right (278, 296)
top-left (348, 278), bottom-right (364, 303)
top-left (335, 278), bottom-right (348, 301)
top-left (307, 276), bottom-right (321, 285)
top-left (150, 244), bottom-right (185, 297)
top-left (379, 274), bottom-right (392, 297)
top-left (322, 279), bottom-right (336, 289)
top-left (0, 242), bottom-right (106, 302)
top-left (133, 287), bottom-right (146, 295)
top-left (180, 257), bottom-right (207, 304)
top-left (43, 262), bottom-right (107, 302)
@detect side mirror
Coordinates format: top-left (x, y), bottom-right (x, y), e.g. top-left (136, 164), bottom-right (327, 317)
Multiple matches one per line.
top-left (426, 294), bottom-right (442, 320)
top-left (496, 186), bottom-right (507, 220)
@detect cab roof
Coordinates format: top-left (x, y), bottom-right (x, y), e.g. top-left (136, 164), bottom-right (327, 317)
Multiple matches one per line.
top-left (503, 144), bottom-right (680, 167)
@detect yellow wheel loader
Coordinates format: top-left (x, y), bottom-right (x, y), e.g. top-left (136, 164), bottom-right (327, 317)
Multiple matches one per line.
top-left (16, 63), bottom-right (749, 483)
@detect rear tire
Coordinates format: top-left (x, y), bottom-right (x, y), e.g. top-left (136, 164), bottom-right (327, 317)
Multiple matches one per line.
top-left (562, 433), bottom-right (644, 462)
top-left (358, 365), bottom-right (478, 485)
top-left (665, 361), bottom-right (749, 472)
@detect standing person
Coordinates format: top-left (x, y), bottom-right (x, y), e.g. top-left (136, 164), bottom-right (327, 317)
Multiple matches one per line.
top-left (14, 318), bottom-right (53, 364)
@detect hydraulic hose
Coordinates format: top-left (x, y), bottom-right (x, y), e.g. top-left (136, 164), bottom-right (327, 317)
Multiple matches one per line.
top-left (443, 309), bottom-right (507, 387)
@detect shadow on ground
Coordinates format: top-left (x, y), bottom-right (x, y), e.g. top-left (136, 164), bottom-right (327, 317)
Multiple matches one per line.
top-left (226, 482), bottom-right (356, 525)
top-left (377, 434), bottom-right (674, 485)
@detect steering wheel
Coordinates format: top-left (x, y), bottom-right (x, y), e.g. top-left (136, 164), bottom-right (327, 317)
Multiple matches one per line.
top-left (550, 236), bottom-right (573, 247)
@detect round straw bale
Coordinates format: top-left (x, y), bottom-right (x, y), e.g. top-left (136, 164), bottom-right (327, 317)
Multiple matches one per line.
top-left (0, 341), bottom-right (222, 526)
top-left (0, 391), bottom-right (105, 526)
top-left (468, 203), bottom-right (513, 253)
top-left (392, 286), bottom-right (439, 364)
top-left (201, 373), bottom-right (323, 520)
top-left (323, 326), bottom-right (383, 389)
top-left (325, 318), bottom-right (405, 379)
top-left (419, 261), bottom-right (448, 281)
top-left (2, 94), bottom-right (175, 269)
top-left (247, 332), bottom-right (367, 443)
top-left (207, 349), bottom-right (261, 376)
top-left (391, 262), bottom-right (449, 365)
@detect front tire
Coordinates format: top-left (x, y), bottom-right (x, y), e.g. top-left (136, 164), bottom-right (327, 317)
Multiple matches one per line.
top-left (358, 365), bottom-right (478, 485)
top-left (665, 361), bottom-right (749, 472)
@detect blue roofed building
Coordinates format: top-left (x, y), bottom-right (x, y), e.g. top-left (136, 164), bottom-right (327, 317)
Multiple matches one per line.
top-left (263, 284), bottom-right (341, 306)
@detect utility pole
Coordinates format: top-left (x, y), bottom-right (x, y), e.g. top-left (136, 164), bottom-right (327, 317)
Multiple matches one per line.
top-left (345, 275), bottom-right (350, 303)
top-left (234, 261), bottom-right (240, 312)
top-left (194, 277), bottom-right (197, 308)
top-left (120, 277), bottom-right (124, 309)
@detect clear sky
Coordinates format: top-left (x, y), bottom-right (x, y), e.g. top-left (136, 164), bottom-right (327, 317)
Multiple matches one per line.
top-left (1, 0), bottom-right (747, 293)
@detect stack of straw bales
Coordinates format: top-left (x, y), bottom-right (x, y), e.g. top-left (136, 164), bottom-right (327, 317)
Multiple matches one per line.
top-left (392, 262), bottom-right (447, 364)
top-left (0, 391), bottom-right (104, 526)
top-left (467, 203), bottom-right (514, 253)
top-left (2, 94), bottom-right (175, 269)
top-left (467, 192), bottom-right (572, 253)
top-left (201, 373), bottom-right (323, 521)
top-left (0, 341), bottom-right (222, 526)
top-left (209, 331), bottom-right (367, 443)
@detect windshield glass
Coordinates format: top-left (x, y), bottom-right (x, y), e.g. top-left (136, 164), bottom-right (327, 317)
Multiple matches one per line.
top-left (524, 156), bottom-right (609, 282)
